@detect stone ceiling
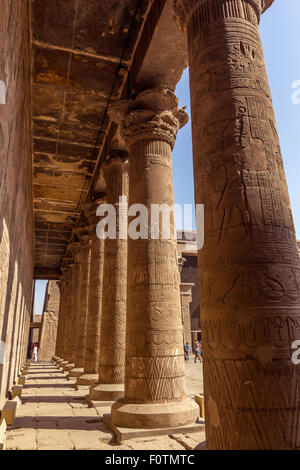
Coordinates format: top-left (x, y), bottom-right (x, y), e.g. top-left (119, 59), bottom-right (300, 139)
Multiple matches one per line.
top-left (31, 0), bottom-right (154, 272)
top-left (30, 0), bottom-right (188, 276)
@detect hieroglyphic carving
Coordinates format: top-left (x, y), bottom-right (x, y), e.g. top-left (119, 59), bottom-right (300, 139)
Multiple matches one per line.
top-left (97, 155), bottom-right (129, 387)
top-left (73, 231), bottom-right (91, 369)
top-left (67, 243), bottom-right (82, 365)
top-left (109, 88), bottom-right (198, 428)
top-left (81, 199), bottom-right (106, 377)
top-left (60, 264), bottom-right (74, 363)
top-left (55, 278), bottom-right (66, 358)
top-left (174, 0), bottom-right (300, 449)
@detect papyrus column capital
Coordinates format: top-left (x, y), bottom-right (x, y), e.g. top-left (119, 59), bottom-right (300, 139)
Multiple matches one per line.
top-left (110, 87), bottom-right (188, 150)
top-left (173, 0), bottom-right (275, 30)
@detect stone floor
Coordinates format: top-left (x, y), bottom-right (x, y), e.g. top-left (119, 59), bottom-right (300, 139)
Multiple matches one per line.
top-left (5, 360), bottom-right (205, 450)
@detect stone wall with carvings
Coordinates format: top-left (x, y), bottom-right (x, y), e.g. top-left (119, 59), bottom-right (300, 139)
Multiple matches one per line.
top-left (0, 0), bottom-right (33, 407)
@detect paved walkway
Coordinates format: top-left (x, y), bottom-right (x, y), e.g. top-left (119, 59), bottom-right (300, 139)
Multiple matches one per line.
top-left (5, 361), bottom-right (205, 450)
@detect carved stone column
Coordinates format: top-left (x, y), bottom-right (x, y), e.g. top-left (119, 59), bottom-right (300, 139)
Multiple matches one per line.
top-left (109, 88), bottom-right (199, 429)
top-left (53, 275), bottom-right (66, 361)
top-left (180, 283), bottom-right (194, 346)
top-left (89, 156), bottom-right (129, 401)
top-left (58, 264), bottom-right (74, 368)
top-left (63, 243), bottom-right (81, 372)
top-left (69, 233), bottom-right (92, 378)
top-left (174, 0), bottom-right (300, 449)
top-left (77, 197), bottom-right (106, 387)
top-left (54, 278), bottom-right (66, 360)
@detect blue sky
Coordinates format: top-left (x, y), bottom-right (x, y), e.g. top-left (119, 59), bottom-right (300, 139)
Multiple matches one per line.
top-left (35, 1), bottom-right (300, 315)
top-left (173, 0), bottom-right (300, 237)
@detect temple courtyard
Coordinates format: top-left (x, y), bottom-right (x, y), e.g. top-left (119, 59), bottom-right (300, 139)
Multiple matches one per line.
top-left (5, 361), bottom-right (205, 451)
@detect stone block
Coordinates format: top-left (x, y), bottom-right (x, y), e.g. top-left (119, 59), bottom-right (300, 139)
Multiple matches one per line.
top-left (195, 394), bottom-right (205, 419)
top-left (11, 385), bottom-right (23, 399)
top-left (0, 400), bottom-right (18, 426)
top-left (12, 396), bottom-right (22, 409)
top-left (18, 376), bottom-right (26, 386)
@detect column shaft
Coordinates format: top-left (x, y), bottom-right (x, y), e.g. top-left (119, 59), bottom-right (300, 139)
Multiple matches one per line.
top-left (69, 236), bottom-right (91, 377)
top-left (61, 265), bottom-right (74, 365)
top-left (89, 157), bottom-right (128, 401)
top-left (110, 88), bottom-right (199, 428)
top-left (174, 0), bottom-right (300, 449)
top-left (55, 279), bottom-right (66, 358)
top-left (68, 245), bottom-right (81, 370)
top-left (180, 283), bottom-right (194, 346)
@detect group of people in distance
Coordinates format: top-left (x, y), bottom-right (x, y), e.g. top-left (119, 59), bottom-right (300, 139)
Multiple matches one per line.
top-left (184, 340), bottom-right (202, 363)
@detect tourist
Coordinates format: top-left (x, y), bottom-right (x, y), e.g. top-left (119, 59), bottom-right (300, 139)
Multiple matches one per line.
top-left (185, 342), bottom-right (190, 361)
top-left (194, 340), bottom-right (202, 363)
top-left (32, 343), bottom-right (38, 362)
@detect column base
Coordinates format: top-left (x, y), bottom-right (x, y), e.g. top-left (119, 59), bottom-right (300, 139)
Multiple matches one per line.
top-left (76, 373), bottom-right (98, 387)
top-left (62, 363), bottom-right (75, 371)
top-left (103, 411), bottom-right (204, 445)
top-left (89, 383), bottom-right (124, 401)
top-left (111, 397), bottom-right (199, 429)
top-left (68, 367), bottom-right (84, 378)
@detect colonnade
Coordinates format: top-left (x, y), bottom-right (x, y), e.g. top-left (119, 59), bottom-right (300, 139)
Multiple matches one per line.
top-left (54, 0), bottom-right (300, 449)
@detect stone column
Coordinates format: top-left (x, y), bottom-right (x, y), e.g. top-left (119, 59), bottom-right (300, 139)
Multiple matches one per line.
top-left (69, 233), bottom-right (92, 378)
top-left (68, 244), bottom-right (81, 371)
top-left (58, 264), bottom-right (74, 367)
top-left (77, 198), bottom-right (106, 387)
top-left (89, 155), bottom-right (129, 401)
top-left (109, 88), bottom-right (199, 429)
top-left (180, 283), bottom-right (194, 346)
top-left (62, 243), bottom-right (82, 372)
top-left (174, 0), bottom-right (300, 449)
top-left (54, 278), bottom-right (66, 360)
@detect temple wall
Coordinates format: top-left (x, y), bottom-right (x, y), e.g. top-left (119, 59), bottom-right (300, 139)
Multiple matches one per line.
top-left (0, 0), bottom-right (33, 407)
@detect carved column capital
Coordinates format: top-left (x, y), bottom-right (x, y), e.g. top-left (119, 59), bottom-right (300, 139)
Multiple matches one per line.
top-left (111, 87), bottom-right (188, 149)
top-left (173, 0), bottom-right (274, 30)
